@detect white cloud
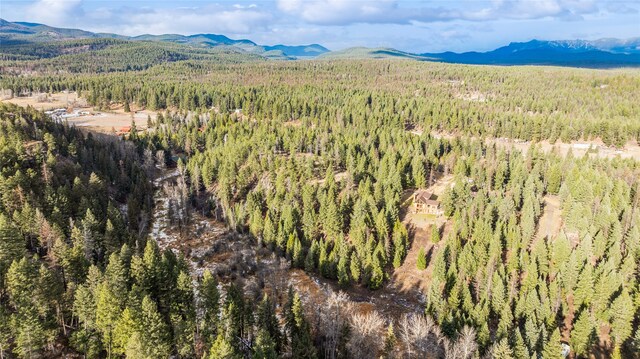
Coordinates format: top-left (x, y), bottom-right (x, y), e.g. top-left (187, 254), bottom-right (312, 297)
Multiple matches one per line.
top-left (277, 0), bottom-right (412, 25)
top-left (82, 3), bottom-right (272, 36)
top-left (4, 0), bottom-right (636, 53)
top-left (233, 3), bottom-right (258, 9)
top-left (276, 0), bottom-right (607, 25)
top-left (27, 0), bottom-right (84, 26)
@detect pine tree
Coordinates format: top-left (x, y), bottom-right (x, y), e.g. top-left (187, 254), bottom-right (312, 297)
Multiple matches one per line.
top-left (382, 323), bottom-right (397, 358)
top-left (324, 194), bottom-right (342, 237)
top-left (574, 265), bottom-right (594, 309)
top-left (431, 223), bottom-right (441, 243)
top-left (209, 334), bottom-right (239, 359)
top-left (337, 254), bottom-right (350, 286)
top-left (138, 296), bottom-right (171, 358)
top-left (255, 294), bottom-right (282, 354)
top-left (392, 221), bottom-right (408, 268)
top-left (0, 214), bottom-right (24, 284)
top-left (542, 328), bottom-right (562, 359)
top-left (113, 307), bottom-right (136, 355)
top-left (609, 289), bottom-right (634, 346)
top-left (369, 254), bottom-right (385, 289)
top-left (571, 310), bottom-right (594, 357)
top-left (491, 338), bottom-right (515, 358)
top-left (292, 235), bottom-right (304, 268)
top-left (350, 252), bottom-right (361, 283)
top-left (11, 308), bottom-right (46, 359)
top-left (0, 306), bottom-right (10, 358)
top-left (305, 241), bottom-right (318, 272)
top-left (172, 271), bottom-right (196, 358)
top-left (416, 247), bottom-right (427, 270)
top-left (200, 269), bottom-right (220, 343)
top-left (610, 345), bottom-right (622, 359)
top-left (6, 258), bottom-right (46, 358)
top-left (253, 329), bottom-right (278, 359)
top-left (512, 329), bottom-right (530, 359)
top-left (96, 282), bottom-right (122, 357)
top-left (263, 213), bottom-right (276, 247)
top-left (222, 284), bottom-right (247, 352)
top-left (285, 290), bottom-right (317, 359)
top-left (412, 156), bottom-right (427, 188)
top-left (104, 253), bottom-right (128, 308)
top-left (124, 332), bottom-right (145, 359)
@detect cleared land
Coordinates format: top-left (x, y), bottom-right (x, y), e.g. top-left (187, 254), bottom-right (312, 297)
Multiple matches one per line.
top-left (1, 92), bottom-right (155, 133)
top-left (392, 173), bottom-right (454, 293)
top-left (535, 195), bottom-right (562, 242)
top-left (422, 130), bottom-right (640, 162)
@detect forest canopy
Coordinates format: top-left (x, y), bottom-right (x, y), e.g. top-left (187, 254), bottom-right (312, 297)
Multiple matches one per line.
top-left (0, 46), bottom-right (639, 358)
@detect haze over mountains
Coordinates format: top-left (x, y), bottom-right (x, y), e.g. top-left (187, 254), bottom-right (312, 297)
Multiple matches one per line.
top-left (0, 19), bottom-right (329, 59)
top-left (1, 19), bottom-right (639, 67)
top-left (423, 39), bottom-right (640, 67)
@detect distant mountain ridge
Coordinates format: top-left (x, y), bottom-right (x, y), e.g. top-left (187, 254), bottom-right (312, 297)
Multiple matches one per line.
top-left (1, 19), bottom-right (639, 67)
top-left (422, 39), bottom-right (640, 67)
top-left (318, 47), bottom-right (436, 61)
top-left (0, 19), bottom-right (329, 59)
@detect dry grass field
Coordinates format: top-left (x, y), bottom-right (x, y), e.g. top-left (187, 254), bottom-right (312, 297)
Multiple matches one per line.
top-left (1, 92), bottom-right (156, 133)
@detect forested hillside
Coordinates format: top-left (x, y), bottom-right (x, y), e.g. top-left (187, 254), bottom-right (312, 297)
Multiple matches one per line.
top-left (1, 48), bottom-right (639, 358)
top-left (0, 38), bottom-right (265, 73)
top-left (0, 102), bottom-right (323, 358)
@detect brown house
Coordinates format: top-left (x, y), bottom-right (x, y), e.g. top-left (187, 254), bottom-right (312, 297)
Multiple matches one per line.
top-left (411, 190), bottom-right (443, 215)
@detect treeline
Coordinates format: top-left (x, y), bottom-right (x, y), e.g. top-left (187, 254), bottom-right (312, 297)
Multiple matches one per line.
top-left (2, 60), bottom-right (639, 145)
top-left (0, 39), bottom-right (264, 74)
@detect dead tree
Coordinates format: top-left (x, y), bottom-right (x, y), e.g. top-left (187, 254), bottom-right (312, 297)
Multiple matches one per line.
top-left (347, 311), bottom-right (386, 358)
top-left (399, 313), bottom-right (445, 358)
top-left (318, 292), bottom-right (353, 359)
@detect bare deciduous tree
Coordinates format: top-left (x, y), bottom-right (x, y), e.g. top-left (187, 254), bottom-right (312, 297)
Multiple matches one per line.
top-left (399, 313), bottom-right (445, 358)
top-left (318, 291), bottom-right (353, 359)
top-left (163, 174), bottom-right (190, 230)
top-left (445, 325), bottom-right (478, 359)
top-left (155, 150), bottom-right (166, 170)
top-left (347, 310), bottom-right (386, 359)
top-left (143, 148), bottom-right (154, 173)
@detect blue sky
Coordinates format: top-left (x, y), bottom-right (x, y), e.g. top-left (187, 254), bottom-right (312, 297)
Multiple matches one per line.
top-left (3, 0), bottom-right (639, 52)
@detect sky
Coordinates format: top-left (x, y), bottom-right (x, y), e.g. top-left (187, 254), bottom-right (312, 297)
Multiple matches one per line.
top-left (2, 0), bottom-right (640, 52)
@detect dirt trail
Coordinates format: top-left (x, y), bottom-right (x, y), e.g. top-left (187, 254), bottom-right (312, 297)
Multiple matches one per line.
top-left (391, 225), bottom-right (435, 293)
top-left (535, 195), bottom-right (562, 242)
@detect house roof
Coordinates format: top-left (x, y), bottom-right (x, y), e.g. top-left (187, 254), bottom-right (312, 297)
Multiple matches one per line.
top-left (422, 199), bottom-right (440, 206)
top-left (415, 190), bottom-right (437, 204)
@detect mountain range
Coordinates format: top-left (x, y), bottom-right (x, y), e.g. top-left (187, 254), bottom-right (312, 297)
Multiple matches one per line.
top-left (422, 39), bottom-right (640, 67)
top-left (0, 19), bottom-right (329, 59)
top-left (1, 19), bottom-right (639, 67)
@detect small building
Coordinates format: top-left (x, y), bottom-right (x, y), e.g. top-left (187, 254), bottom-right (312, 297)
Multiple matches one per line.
top-left (411, 190), bottom-right (443, 215)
